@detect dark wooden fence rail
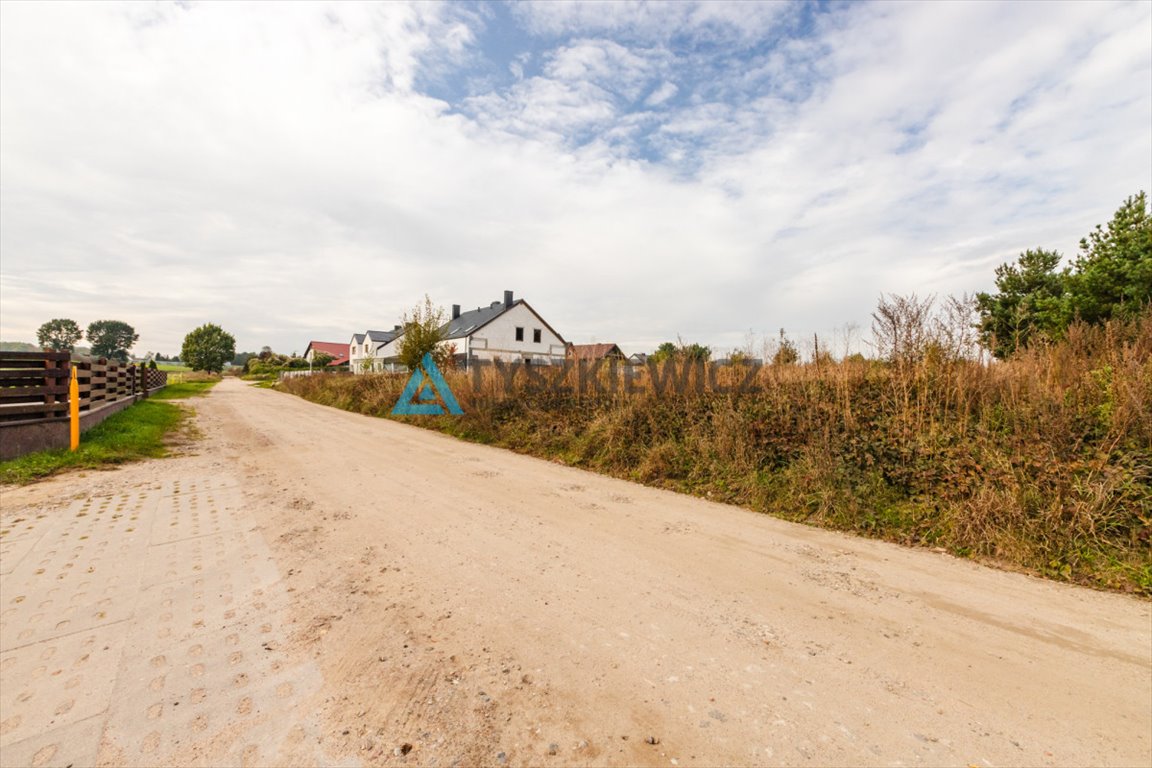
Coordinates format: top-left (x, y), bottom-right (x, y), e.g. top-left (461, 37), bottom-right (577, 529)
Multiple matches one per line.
top-left (0, 352), bottom-right (169, 459)
top-left (0, 351), bottom-right (71, 423)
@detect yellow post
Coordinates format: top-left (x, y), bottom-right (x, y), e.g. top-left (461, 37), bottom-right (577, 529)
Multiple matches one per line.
top-left (69, 365), bottom-right (80, 451)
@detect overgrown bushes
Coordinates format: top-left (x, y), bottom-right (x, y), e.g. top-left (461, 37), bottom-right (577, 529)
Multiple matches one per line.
top-left (280, 313), bottom-right (1151, 594)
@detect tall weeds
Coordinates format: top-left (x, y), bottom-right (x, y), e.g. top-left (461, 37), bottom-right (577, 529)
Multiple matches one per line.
top-left (281, 312), bottom-right (1152, 594)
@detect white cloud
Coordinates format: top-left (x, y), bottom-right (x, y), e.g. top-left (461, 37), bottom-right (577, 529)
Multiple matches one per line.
top-left (0, 0), bottom-right (1149, 360)
top-left (645, 81), bottom-right (678, 107)
top-left (460, 38), bottom-right (670, 145)
top-left (512, 0), bottom-right (794, 45)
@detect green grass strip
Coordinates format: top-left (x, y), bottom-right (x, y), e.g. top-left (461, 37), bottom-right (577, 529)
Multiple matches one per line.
top-left (0, 380), bottom-right (217, 485)
top-left (151, 380), bottom-right (217, 400)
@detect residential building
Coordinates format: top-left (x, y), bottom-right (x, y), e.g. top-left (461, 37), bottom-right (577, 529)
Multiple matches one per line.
top-left (348, 327), bottom-right (402, 373)
top-left (567, 343), bottom-right (626, 362)
top-left (303, 341), bottom-right (349, 367)
top-left (350, 290), bottom-right (567, 373)
top-left (440, 290), bottom-right (566, 367)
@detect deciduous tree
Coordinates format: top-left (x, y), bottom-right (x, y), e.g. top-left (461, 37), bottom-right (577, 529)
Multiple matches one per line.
top-left (397, 295), bottom-right (449, 371)
top-left (86, 320), bottom-right (138, 363)
top-left (36, 318), bottom-right (83, 352)
top-left (181, 323), bottom-right (236, 374)
top-left (649, 342), bottom-right (679, 364)
top-left (682, 343), bottom-right (711, 363)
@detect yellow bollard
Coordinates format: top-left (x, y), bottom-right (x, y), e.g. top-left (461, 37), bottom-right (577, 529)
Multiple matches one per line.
top-left (69, 365), bottom-right (79, 451)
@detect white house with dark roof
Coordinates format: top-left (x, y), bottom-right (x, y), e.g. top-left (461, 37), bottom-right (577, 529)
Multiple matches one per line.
top-left (348, 327), bottom-right (403, 372)
top-left (350, 290), bottom-right (566, 373)
top-left (441, 290), bottom-right (567, 366)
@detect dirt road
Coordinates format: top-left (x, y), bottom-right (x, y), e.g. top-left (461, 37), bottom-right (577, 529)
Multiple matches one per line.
top-left (2, 377), bottom-right (1149, 767)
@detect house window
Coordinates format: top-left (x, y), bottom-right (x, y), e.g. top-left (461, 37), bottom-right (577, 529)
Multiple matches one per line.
top-left (533, 329), bottom-right (542, 343)
top-left (515, 327), bottom-right (524, 342)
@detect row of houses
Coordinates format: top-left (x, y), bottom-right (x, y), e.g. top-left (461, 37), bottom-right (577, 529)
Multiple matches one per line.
top-left (306, 290), bottom-right (627, 374)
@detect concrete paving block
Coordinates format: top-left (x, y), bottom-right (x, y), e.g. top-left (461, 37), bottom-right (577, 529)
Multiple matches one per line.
top-left (0, 509), bottom-right (59, 544)
top-left (0, 623), bottom-right (126, 750)
top-left (150, 483), bottom-right (245, 546)
top-left (0, 534), bottom-right (43, 576)
top-left (0, 496), bottom-right (157, 652)
top-left (0, 713), bottom-right (105, 768)
top-left (1, 463), bottom-right (344, 767)
top-left (160, 476), bottom-right (243, 499)
top-left (102, 601), bottom-right (322, 767)
top-left (131, 571), bottom-right (290, 654)
top-left (140, 528), bottom-right (269, 590)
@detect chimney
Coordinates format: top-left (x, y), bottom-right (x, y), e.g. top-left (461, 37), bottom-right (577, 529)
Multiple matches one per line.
top-left (452, 304), bottom-right (461, 320)
top-left (503, 290), bottom-right (514, 308)
top-left (394, 324), bottom-right (401, 332)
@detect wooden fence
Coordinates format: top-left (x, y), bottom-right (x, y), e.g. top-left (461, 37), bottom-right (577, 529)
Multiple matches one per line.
top-left (0, 351), bottom-right (168, 460)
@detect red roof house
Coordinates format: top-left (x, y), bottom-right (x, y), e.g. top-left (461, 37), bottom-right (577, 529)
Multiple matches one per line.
top-left (304, 341), bottom-right (349, 367)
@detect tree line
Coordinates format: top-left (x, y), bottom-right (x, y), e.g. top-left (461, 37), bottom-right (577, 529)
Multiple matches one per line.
top-left (36, 318), bottom-right (138, 362)
top-left (32, 318), bottom-right (238, 376)
top-left (975, 191), bottom-right (1150, 358)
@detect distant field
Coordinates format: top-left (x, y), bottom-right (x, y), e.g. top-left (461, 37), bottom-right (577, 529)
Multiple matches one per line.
top-left (156, 363), bottom-right (192, 372)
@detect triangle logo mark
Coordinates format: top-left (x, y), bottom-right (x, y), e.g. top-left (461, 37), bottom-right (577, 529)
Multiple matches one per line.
top-left (391, 352), bottom-right (463, 416)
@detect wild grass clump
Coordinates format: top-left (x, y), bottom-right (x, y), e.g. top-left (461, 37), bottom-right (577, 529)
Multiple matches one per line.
top-left (280, 312), bottom-right (1151, 594)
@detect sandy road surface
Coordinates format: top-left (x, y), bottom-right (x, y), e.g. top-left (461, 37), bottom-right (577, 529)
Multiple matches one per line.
top-left (1, 377), bottom-right (1149, 767)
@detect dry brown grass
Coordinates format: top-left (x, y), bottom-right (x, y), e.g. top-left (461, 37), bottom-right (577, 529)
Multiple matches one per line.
top-left (281, 313), bottom-right (1152, 594)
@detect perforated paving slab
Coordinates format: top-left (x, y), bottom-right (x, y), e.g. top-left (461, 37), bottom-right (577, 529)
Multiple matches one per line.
top-left (0, 536), bottom-right (41, 577)
top-left (149, 482), bottom-right (244, 546)
top-left (0, 507), bottom-right (58, 543)
top-left (0, 504), bottom-right (86, 576)
top-left (0, 624), bottom-right (127, 747)
top-left (0, 478), bottom-right (329, 768)
top-left (0, 492), bottom-right (157, 654)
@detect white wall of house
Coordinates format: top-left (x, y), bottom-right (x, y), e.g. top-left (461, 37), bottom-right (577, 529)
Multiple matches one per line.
top-left (349, 337), bottom-right (386, 373)
top-left (437, 336), bottom-right (468, 358)
top-left (377, 336), bottom-right (404, 361)
top-left (346, 334), bottom-right (405, 372)
top-left (348, 338), bottom-right (367, 372)
top-left (464, 303), bottom-right (565, 364)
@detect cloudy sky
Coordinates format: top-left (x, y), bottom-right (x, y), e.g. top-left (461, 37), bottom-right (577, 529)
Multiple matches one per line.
top-left (1, 0), bottom-right (1149, 358)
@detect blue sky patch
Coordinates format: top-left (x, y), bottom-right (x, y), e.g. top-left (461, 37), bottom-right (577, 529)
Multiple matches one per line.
top-left (415, 0), bottom-right (839, 170)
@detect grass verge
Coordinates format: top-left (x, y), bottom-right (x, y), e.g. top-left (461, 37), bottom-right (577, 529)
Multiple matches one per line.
top-left (151, 380), bottom-right (218, 400)
top-left (0, 380), bottom-right (218, 485)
